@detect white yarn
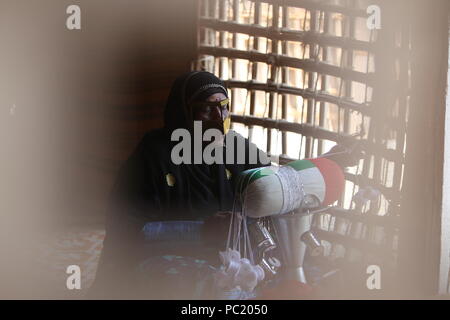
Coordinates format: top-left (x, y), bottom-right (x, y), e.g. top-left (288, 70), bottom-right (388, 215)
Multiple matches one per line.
top-left (217, 166), bottom-right (286, 293)
top-left (276, 165), bottom-right (305, 214)
top-left (215, 248), bottom-right (265, 292)
top-left (241, 164), bottom-right (326, 218)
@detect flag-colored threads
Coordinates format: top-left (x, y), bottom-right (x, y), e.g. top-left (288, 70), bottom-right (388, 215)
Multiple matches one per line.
top-left (237, 158), bottom-right (344, 218)
top-left (307, 158), bottom-right (345, 206)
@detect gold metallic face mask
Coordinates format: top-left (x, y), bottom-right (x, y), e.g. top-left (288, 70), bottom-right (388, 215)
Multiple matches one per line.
top-left (190, 98), bottom-right (231, 134)
top-left (223, 115), bottom-right (231, 135)
top-left (219, 98), bottom-right (231, 134)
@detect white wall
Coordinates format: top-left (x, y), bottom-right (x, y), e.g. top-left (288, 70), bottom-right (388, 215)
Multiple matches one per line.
top-left (439, 17), bottom-right (450, 295)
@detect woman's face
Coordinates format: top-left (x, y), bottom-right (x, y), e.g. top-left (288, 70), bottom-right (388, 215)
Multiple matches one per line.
top-left (192, 92), bottom-right (229, 123)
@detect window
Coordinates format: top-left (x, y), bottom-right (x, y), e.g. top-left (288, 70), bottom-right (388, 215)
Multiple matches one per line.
top-left (195, 0), bottom-right (411, 289)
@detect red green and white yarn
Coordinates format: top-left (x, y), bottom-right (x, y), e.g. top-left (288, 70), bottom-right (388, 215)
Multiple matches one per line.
top-left (237, 157), bottom-right (345, 218)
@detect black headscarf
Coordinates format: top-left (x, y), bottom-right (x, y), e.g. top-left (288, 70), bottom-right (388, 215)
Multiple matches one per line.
top-left (164, 71), bottom-right (229, 131)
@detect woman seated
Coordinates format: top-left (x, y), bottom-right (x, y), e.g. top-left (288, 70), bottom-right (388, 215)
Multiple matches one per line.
top-left (89, 71), bottom-right (361, 299)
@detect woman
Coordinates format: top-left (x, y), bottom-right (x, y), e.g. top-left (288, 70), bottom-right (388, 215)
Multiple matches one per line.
top-left (89, 71), bottom-right (362, 299)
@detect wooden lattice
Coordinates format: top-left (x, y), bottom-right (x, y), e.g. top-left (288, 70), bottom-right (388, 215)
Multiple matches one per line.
top-left (194, 0), bottom-right (412, 294)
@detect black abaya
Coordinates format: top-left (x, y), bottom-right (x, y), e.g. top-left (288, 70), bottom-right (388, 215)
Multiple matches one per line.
top-left (90, 71), bottom-right (269, 298)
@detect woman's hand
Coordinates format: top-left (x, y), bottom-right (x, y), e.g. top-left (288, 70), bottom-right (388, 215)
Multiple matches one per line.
top-left (321, 141), bottom-right (365, 168)
top-left (201, 211), bottom-right (232, 246)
